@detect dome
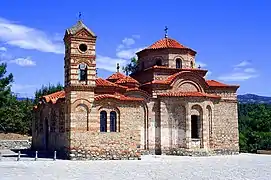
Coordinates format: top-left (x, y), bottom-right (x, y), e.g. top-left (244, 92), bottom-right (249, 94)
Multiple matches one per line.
top-left (147, 38), bottom-right (187, 49)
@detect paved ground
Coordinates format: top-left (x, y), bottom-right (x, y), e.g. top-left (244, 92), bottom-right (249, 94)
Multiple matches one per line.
top-left (0, 153), bottom-right (270, 180)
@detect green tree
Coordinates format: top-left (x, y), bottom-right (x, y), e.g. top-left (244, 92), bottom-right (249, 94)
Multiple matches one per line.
top-left (0, 63), bottom-right (14, 132)
top-left (122, 57), bottom-right (138, 75)
top-left (0, 63), bottom-right (13, 107)
top-left (34, 83), bottom-right (64, 104)
top-left (238, 103), bottom-right (271, 152)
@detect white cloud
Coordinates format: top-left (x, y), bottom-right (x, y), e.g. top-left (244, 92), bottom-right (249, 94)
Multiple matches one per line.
top-left (235, 60), bottom-right (251, 67)
top-left (218, 61), bottom-right (258, 82)
top-left (0, 46), bottom-right (7, 51)
top-left (96, 36), bottom-right (144, 72)
top-left (244, 68), bottom-right (256, 73)
top-left (116, 47), bottom-right (144, 59)
top-left (0, 17), bottom-right (64, 54)
top-left (122, 38), bottom-right (135, 47)
top-left (9, 57), bottom-right (36, 66)
top-left (218, 72), bottom-right (258, 81)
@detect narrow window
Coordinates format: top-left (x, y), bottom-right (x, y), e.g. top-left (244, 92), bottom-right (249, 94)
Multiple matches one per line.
top-left (100, 111), bottom-right (107, 132)
top-left (176, 58), bottom-right (182, 69)
top-left (191, 115), bottom-right (199, 138)
top-left (190, 61), bottom-right (194, 68)
top-left (155, 59), bottom-right (162, 66)
top-left (78, 63), bottom-right (87, 81)
top-left (110, 111), bottom-right (117, 132)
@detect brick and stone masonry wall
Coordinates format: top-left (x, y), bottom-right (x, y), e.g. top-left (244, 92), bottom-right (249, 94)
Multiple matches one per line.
top-left (68, 99), bottom-right (145, 160)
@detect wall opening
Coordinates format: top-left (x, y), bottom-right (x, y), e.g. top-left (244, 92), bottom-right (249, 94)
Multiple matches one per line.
top-left (110, 111), bottom-right (117, 132)
top-left (176, 58), bottom-right (182, 69)
top-left (100, 111), bottom-right (107, 132)
top-left (191, 115), bottom-right (199, 139)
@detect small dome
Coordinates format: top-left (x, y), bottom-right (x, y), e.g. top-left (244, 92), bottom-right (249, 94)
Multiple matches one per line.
top-left (147, 38), bottom-right (187, 49)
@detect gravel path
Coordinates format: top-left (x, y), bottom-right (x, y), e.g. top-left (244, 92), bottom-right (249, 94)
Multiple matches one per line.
top-left (0, 153), bottom-right (270, 180)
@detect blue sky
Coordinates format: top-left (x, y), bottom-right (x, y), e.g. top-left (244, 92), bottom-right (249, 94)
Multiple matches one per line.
top-left (0, 0), bottom-right (270, 97)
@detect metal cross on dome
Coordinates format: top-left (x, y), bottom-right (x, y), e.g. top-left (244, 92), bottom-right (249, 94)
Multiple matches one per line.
top-left (117, 63), bottom-right (120, 72)
top-left (79, 12), bottom-right (82, 20)
top-left (164, 26), bottom-right (168, 38)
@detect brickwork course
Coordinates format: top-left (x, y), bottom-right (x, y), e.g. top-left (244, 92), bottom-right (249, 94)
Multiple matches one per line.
top-left (32, 20), bottom-right (240, 160)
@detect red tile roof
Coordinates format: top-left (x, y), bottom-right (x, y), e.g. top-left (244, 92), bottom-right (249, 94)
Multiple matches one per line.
top-left (146, 38), bottom-right (193, 51)
top-left (42, 90), bottom-right (65, 104)
top-left (158, 91), bottom-right (221, 99)
top-left (115, 76), bottom-right (140, 85)
top-left (95, 93), bottom-right (144, 101)
top-left (147, 38), bottom-right (186, 49)
top-left (96, 78), bottom-right (127, 89)
top-left (206, 80), bottom-right (239, 88)
top-left (107, 72), bottom-right (126, 81)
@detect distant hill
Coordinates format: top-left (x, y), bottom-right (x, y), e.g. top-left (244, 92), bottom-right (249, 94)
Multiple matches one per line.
top-left (238, 94), bottom-right (271, 104)
top-left (17, 97), bottom-right (34, 101)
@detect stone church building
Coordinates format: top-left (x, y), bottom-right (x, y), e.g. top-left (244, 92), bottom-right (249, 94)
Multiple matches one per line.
top-left (32, 20), bottom-right (240, 160)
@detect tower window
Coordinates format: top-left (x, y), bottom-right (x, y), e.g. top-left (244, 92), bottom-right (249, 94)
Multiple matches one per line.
top-left (176, 58), bottom-right (182, 69)
top-left (190, 61), bottom-right (194, 68)
top-left (79, 44), bottom-right (88, 52)
top-left (155, 58), bottom-right (162, 66)
top-left (78, 63), bottom-right (87, 81)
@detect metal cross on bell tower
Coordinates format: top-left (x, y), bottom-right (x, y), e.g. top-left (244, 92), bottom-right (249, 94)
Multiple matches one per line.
top-left (164, 26), bottom-right (168, 38)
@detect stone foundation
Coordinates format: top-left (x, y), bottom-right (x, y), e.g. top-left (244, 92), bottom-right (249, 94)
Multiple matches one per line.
top-left (68, 148), bottom-right (142, 160)
top-left (0, 140), bottom-right (31, 150)
top-left (162, 148), bottom-right (239, 156)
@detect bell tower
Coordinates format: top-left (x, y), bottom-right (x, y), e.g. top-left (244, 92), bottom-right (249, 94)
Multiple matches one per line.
top-left (63, 20), bottom-right (97, 131)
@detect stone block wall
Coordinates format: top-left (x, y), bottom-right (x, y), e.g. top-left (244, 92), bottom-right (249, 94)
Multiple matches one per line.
top-left (212, 101), bottom-right (239, 153)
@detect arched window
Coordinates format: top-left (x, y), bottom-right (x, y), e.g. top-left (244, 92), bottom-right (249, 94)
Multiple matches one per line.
top-left (110, 111), bottom-right (117, 132)
top-left (155, 58), bottom-right (162, 66)
top-left (78, 63), bottom-right (87, 81)
top-left (190, 61), bottom-right (194, 68)
top-left (100, 111), bottom-right (107, 132)
top-left (176, 58), bottom-right (182, 69)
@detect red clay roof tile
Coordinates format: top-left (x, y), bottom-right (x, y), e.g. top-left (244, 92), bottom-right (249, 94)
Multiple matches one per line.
top-left (206, 80), bottom-right (239, 87)
top-left (43, 90), bottom-right (65, 104)
top-left (115, 76), bottom-right (140, 85)
top-left (94, 93), bottom-right (144, 101)
top-left (95, 78), bottom-right (127, 89)
top-left (107, 72), bottom-right (126, 81)
top-left (146, 38), bottom-right (191, 50)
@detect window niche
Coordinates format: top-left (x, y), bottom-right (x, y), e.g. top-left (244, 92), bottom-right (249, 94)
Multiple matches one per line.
top-left (176, 58), bottom-right (182, 69)
top-left (78, 63), bottom-right (87, 81)
top-left (110, 111), bottom-right (117, 132)
top-left (100, 111), bottom-right (107, 132)
top-left (155, 59), bottom-right (162, 66)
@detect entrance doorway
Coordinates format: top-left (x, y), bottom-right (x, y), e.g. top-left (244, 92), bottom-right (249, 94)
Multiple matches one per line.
top-left (191, 115), bottom-right (199, 139)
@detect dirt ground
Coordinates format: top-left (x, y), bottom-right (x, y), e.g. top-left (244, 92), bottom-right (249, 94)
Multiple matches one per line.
top-left (0, 133), bottom-right (31, 140)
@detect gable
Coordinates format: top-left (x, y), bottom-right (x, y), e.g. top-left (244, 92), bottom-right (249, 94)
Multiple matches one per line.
top-left (75, 28), bottom-right (95, 38)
